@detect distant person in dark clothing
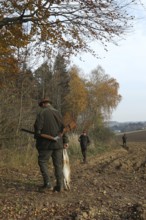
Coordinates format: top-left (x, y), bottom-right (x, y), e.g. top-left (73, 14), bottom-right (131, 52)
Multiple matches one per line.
top-left (122, 133), bottom-right (127, 147)
top-left (78, 130), bottom-right (90, 163)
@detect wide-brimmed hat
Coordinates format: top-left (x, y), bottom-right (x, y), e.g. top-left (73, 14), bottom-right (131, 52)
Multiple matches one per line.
top-left (39, 98), bottom-right (51, 107)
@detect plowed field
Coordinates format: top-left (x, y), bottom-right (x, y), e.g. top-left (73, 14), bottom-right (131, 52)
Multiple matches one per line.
top-left (0, 131), bottom-right (146, 219)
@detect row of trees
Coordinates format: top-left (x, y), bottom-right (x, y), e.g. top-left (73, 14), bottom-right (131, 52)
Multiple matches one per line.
top-left (34, 55), bottom-right (122, 121)
top-left (0, 0), bottom-right (142, 147)
top-left (0, 52), bottom-right (121, 147)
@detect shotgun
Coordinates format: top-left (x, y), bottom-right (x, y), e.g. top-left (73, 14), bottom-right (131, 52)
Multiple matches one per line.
top-left (20, 128), bottom-right (55, 141)
top-left (21, 120), bottom-right (76, 141)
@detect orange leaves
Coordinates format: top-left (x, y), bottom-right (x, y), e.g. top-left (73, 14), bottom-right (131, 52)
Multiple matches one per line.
top-left (0, 41), bottom-right (19, 77)
top-left (0, 0), bottom-right (138, 61)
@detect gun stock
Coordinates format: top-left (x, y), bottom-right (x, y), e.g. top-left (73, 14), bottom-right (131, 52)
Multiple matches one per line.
top-left (63, 120), bottom-right (76, 133)
top-left (20, 128), bottom-right (55, 141)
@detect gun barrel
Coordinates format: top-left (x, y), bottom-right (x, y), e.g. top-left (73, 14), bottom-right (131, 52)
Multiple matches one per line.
top-left (21, 128), bottom-right (35, 134)
top-left (21, 128), bottom-right (55, 141)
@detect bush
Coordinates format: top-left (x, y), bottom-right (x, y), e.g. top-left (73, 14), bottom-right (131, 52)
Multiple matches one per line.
top-left (0, 132), bottom-right (118, 168)
top-left (0, 144), bottom-right (38, 169)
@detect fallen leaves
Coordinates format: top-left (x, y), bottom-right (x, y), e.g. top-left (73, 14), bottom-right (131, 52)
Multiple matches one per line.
top-left (0, 142), bottom-right (146, 219)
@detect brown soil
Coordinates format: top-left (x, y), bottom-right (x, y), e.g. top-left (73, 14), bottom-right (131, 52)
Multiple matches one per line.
top-left (116, 130), bottom-right (146, 142)
top-left (0, 142), bottom-right (146, 220)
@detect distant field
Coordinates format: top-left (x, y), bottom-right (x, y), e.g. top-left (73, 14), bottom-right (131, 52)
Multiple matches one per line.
top-left (116, 130), bottom-right (146, 142)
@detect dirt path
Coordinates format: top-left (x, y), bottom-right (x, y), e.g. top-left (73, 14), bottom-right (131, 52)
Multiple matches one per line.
top-left (0, 142), bottom-right (146, 219)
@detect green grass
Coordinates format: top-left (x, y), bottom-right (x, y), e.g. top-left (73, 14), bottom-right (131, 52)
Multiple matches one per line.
top-left (0, 144), bottom-right (38, 169)
top-left (0, 134), bottom-right (118, 168)
top-left (68, 134), bottom-right (117, 161)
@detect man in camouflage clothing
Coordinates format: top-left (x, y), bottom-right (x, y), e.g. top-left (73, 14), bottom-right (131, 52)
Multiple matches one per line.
top-left (34, 98), bottom-right (69, 192)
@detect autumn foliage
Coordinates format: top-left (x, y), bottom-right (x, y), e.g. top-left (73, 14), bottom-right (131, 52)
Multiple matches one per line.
top-left (1, 0), bottom-right (142, 146)
top-left (0, 0), bottom-right (138, 73)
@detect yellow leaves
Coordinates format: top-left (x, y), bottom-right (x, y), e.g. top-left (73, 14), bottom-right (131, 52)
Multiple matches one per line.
top-left (98, 78), bottom-right (121, 108)
top-left (64, 64), bottom-right (121, 124)
top-left (65, 66), bottom-right (88, 118)
top-left (90, 66), bottom-right (122, 116)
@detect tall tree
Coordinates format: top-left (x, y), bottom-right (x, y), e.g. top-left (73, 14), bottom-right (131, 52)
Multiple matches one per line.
top-left (34, 61), bottom-right (53, 99)
top-left (65, 66), bottom-right (88, 120)
top-left (51, 53), bottom-right (70, 114)
top-left (88, 65), bottom-right (122, 121)
top-left (0, 67), bottom-right (37, 148)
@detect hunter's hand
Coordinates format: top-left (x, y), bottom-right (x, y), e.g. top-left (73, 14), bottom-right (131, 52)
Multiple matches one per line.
top-left (63, 143), bottom-right (69, 149)
top-left (53, 136), bottom-right (60, 141)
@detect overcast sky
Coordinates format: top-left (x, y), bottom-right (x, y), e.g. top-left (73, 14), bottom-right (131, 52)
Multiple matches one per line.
top-left (72, 2), bottom-right (146, 123)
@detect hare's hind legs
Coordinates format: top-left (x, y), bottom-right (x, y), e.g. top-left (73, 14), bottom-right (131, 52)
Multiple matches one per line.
top-left (64, 179), bottom-right (70, 191)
